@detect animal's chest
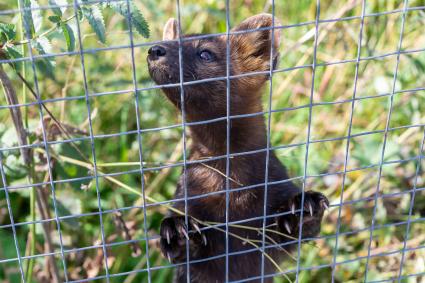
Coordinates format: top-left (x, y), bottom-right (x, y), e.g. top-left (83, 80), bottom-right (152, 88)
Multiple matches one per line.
top-left (175, 164), bottom-right (265, 223)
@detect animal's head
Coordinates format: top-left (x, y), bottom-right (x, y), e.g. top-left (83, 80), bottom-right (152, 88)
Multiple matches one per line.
top-left (147, 13), bottom-right (281, 120)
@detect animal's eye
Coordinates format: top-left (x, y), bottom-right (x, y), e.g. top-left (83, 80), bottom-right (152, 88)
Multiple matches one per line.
top-left (199, 50), bottom-right (213, 61)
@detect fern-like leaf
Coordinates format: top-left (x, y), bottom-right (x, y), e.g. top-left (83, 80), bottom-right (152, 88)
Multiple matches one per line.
top-left (108, 1), bottom-right (150, 38)
top-left (33, 37), bottom-right (55, 79)
top-left (61, 23), bottom-right (75, 52)
top-left (81, 5), bottom-right (106, 43)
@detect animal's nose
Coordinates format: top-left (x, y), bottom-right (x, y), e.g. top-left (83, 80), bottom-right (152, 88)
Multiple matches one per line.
top-left (148, 45), bottom-right (166, 58)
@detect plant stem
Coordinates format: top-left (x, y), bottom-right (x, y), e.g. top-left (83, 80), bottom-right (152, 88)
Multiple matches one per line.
top-left (0, 64), bottom-right (35, 283)
top-left (15, 1), bottom-right (36, 280)
top-left (17, 3), bottom-right (37, 281)
top-left (14, 15), bottom-right (76, 45)
top-left (35, 148), bottom-right (294, 282)
top-left (25, 171), bottom-right (37, 282)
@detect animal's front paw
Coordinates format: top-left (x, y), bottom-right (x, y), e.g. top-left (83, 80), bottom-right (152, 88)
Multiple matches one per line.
top-left (159, 216), bottom-right (207, 263)
top-left (276, 191), bottom-right (328, 239)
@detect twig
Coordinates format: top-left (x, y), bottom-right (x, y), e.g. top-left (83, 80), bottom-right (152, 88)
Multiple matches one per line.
top-left (128, 137), bottom-right (183, 219)
top-left (12, 67), bottom-right (90, 163)
top-left (357, 234), bottom-right (425, 257)
top-left (35, 186), bottom-right (61, 283)
top-left (0, 65), bottom-right (30, 164)
top-left (112, 202), bottom-right (142, 257)
top-left (13, 15), bottom-right (77, 45)
top-left (0, 65), bottom-right (61, 283)
top-left (60, 55), bottom-right (79, 121)
top-left (40, 148), bottom-right (294, 282)
top-left (276, 0), bottom-right (360, 95)
top-left (200, 162), bottom-right (244, 187)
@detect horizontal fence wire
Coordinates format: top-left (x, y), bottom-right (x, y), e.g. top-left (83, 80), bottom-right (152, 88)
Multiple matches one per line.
top-left (0, 0), bottom-right (424, 282)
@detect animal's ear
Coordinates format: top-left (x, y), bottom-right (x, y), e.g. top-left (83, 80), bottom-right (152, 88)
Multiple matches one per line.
top-left (163, 18), bottom-right (178, 41)
top-left (230, 13), bottom-right (281, 73)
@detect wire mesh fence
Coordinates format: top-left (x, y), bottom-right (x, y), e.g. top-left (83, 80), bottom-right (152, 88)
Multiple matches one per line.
top-left (0, 0), bottom-right (424, 282)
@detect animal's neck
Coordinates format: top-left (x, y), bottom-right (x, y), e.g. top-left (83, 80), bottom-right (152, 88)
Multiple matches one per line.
top-left (187, 111), bottom-right (267, 157)
top-left (166, 85), bottom-right (268, 158)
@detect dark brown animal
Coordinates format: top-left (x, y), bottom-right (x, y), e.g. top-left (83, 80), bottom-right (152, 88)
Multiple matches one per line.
top-left (147, 14), bottom-right (328, 283)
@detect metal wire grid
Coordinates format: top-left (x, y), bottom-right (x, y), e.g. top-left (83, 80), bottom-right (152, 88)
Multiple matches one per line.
top-left (0, 0), bottom-right (424, 282)
top-left (363, 1), bottom-right (410, 281)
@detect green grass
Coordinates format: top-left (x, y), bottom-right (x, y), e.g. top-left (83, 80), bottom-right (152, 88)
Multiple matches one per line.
top-left (0, 0), bottom-right (424, 282)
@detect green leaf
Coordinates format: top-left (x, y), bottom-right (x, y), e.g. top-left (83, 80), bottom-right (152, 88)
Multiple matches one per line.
top-left (48, 15), bottom-right (61, 23)
top-left (108, 1), bottom-right (150, 38)
top-left (35, 36), bottom-right (53, 54)
top-left (55, 198), bottom-right (81, 230)
top-left (77, 8), bottom-right (83, 21)
top-left (22, 0), bottom-right (42, 36)
top-left (22, 0), bottom-right (35, 36)
top-left (33, 37), bottom-right (55, 79)
top-left (4, 45), bottom-right (23, 59)
top-left (0, 127), bottom-right (27, 179)
top-left (81, 5), bottom-right (106, 43)
top-left (3, 154), bottom-right (27, 179)
top-left (61, 23), bottom-right (75, 52)
top-left (0, 23), bottom-right (17, 42)
top-left (35, 60), bottom-right (55, 79)
top-left (31, 0), bottom-right (42, 33)
top-left (48, 0), bottom-right (68, 17)
top-left (3, 45), bottom-right (23, 71)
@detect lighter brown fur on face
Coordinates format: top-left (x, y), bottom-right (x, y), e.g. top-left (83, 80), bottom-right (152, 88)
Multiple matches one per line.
top-left (147, 14), bottom-right (282, 153)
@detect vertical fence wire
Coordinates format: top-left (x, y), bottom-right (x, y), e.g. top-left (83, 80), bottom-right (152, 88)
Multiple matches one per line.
top-left (122, 0), bottom-right (152, 281)
top-left (17, 0), bottom-right (70, 280)
top-left (175, 1), bottom-right (191, 281)
top-left (260, 1), bottom-right (276, 282)
top-left (396, 128), bottom-right (425, 282)
top-left (294, 0), bottom-right (321, 282)
top-left (330, 1), bottom-right (366, 282)
top-left (363, 0), bottom-right (409, 280)
top-left (1, 0), bottom-right (424, 282)
top-left (0, 153), bottom-right (26, 282)
top-left (71, 0), bottom-right (111, 281)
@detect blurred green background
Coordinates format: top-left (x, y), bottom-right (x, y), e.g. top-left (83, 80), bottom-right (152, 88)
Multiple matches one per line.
top-left (0, 0), bottom-right (424, 282)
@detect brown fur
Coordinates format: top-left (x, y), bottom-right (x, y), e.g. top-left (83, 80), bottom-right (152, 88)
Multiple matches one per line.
top-left (147, 14), bottom-right (328, 283)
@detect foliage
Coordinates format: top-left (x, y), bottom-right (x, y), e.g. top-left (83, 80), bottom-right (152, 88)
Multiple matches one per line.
top-left (0, 0), bottom-right (424, 283)
top-left (0, 0), bottom-right (149, 77)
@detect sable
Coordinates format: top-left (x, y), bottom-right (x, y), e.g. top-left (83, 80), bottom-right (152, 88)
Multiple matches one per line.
top-left (147, 13), bottom-right (328, 283)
